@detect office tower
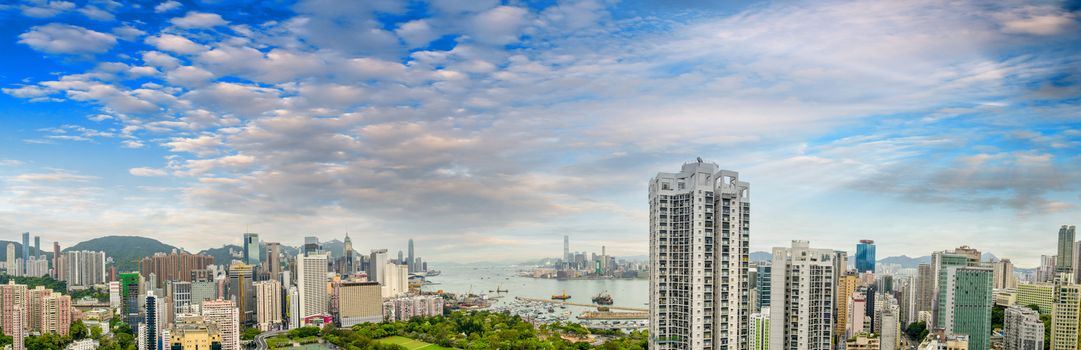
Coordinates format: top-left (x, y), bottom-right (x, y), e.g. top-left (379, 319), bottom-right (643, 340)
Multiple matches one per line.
top-left (11, 305), bottom-right (24, 350)
top-left (171, 281), bottom-right (192, 320)
top-left (336, 281), bottom-right (383, 327)
top-left (749, 307), bottom-right (770, 350)
top-left (266, 242), bottom-right (282, 282)
top-left (848, 293), bottom-right (868, 338)
top-left (756, 264), bottom-right (772, 309)
top-left (138, 251), bottom-right (215, 283)
top-left (21, 232), bottom-right (29, 273)
top-left (343, 235), bottom-right (354, 274)
top-left (202, 299), bottom-right (240, 350)
top-left (227, 263), bottom-right (255, 323)
top-left (33, 236), bottom-right (39, 258)
top-left (243, 233), bottom-right (260, 266)
top-left (856, 239), bottom-right (875, 273)
top-left (769, 240), bottom-right (836, 350)
top-left (397, 250), bottom-right (404, 265)
top-left (190, 281), bottom-right (217, 307)
top-left (836, 273), bottom-right (858, 343)
top-left (866, 285), bottom-right (878, 332)
top-left (6, 243), bottom-right (16, 274)
top-left (297, 252), bottom-right (329, 320)
top-left (303, 236), bottom-right (321, 256)
top-left (563, 235), bottom-right (570, 262)
top-left (935, 251), bottom-right (993, 350)
top-left (145, 292), bottom-right (161, 350)
top-left (51, 242), bottom-right (60, 279)
top-left (1005, 306), bottom-right (1044, 350)
top-left (1017, 283), bottom-right (1055, 314)
top-left (993, 259), bottom-right (1018, 290)
top-left (407, 238), bottom-right (415, 273)
top-left (649, 161), bottom-right (750, 350)
top-left (1058, 225), bottom-right (1076, 276)
top-left (368, 249), bottom-right (387, 284)
top-left (254, 280), bottom-right (282, 331)
top-left (168, 316), bottom-right (223, 350)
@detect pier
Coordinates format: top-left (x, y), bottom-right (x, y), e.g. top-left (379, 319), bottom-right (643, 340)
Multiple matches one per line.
top-left (577, 311), bottom-right (648, 320)
top-left (514, 296), bottom-right (648, 312)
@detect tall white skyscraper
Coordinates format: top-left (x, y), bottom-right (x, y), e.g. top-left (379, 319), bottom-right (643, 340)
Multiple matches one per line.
top-left (368, 249), bottom-right (387, 284)
top-left (769, 240), bottom-right (837, 350)
top-left (649, 160), bottom-right (750, 349)
top-left (297, 252), bottom-right (329, 320)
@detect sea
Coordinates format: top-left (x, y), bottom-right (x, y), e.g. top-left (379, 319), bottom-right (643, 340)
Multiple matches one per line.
top-left (420, 264), bottom-right (649, 312)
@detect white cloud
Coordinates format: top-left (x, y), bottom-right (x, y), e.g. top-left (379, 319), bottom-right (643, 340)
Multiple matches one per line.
top-left (170, 11), bottom-right (228, 28)
top-left (154, 0), bottom-right (181, 13)
top-left (129, 167), bottom-right (168, 176)
top-left (78, 6), bottom-right (114, 21)
top-left (396, 19), bottom-right (440, 48)
top-left (112, 25), bottom-right (147, 41)
top-left (18, 23), bottom-right (117, 55)
top-left (19, 0), bottom-right (75, 18)
top-left (469, 6), bottom-right (529, 44)
top-left (145, 34), bottom-right (206, 55)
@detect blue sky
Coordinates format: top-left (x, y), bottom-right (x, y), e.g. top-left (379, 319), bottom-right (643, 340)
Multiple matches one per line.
top-left (1, 0), bottom-right (1080, 266)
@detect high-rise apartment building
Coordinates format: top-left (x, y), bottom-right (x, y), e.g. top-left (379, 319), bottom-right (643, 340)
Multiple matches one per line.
top-left (6, 243), bottom-right (16, 275)
top-left (11, 305), bottom-right (24, 350)
top-left (769, 240), bottom-right (836, 350)
top-left (51, 242), bottom-right (60, 279)
top-left (243, 233), bottom-right (260, 266)
top-left (1004, 306), bottom-right (1044, 350)
top-left (297, 252), bottom-right (329, 320)
top-left (144, 292), bottom-right (162, 350)
top-left (202, 299), bottom-right (240, 350)
top-left (648, 161), bottom-right (750, 350)
top-left (1051, 282), bottom-right (1080, 350)
top-left (994, 259), bottom-right (1018, 290)
top-left (407, 238), bottom-right (415, 273)
top-left (563, 235), bottom-right (570, 262)
top-left (21, 232), bottom-right (29, 273)
top-left (1058, 225), bottom-right (1076, 275)
top-left (935, 252), bottom-right (993, 350)
top-left (836, 273), bottom-right (858, 344)
top-left (382, 263), bottom-right (409, 298)
top-left (856, 240), bottom-right (876, 273)
top-left (138, 251), bottom-right (214, 283)
top-left (749, 307), bottom-right (770, 350)
top-left (254, 280), bottom-right (282, 331)
top-left (59, 250), bottom-right (107, 287)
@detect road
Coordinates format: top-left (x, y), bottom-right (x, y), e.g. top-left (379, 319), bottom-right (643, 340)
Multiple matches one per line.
top-left (253, 329), bottom-right (286, 350)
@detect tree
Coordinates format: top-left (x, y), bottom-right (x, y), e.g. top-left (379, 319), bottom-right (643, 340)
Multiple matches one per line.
top-left (991, 305), bottom-right (1005, 330)
top-left (241, 327), bottom-right (261, 340)
top-left (70, 319), bottom-right (89, 340)
top-left (905, 321), bottom-right (927, 341)
top-left (91, 325), bottom-right (103, 340)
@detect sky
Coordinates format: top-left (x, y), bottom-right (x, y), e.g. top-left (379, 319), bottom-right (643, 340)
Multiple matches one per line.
top-left (0, 0), bottom-right (1079, 266)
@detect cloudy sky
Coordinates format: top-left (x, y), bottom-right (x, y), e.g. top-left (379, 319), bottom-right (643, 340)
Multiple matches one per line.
top-left (0, 0), bottom-right (1079, 266)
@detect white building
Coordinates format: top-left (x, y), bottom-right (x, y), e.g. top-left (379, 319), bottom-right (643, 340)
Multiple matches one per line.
top-left (1004, 306), bottom-right (1044, 350)
top-left (648, 161), bottom-right (750, 350)
top-left (297, 252), bottom-right (329, 320)
top-left (383, 295), bottom-right (444, 321)
top-left (287, 286), bottom-right (301, 329)
top-left (109, 281), bottom-right (121, 308)
top-left (65, 339), bottom-right (99, 350)
top-left (368, 249), bottom-right (387, 284)
top-left (993, 259), bottom-right (1018, 290)
top-left (202, 299), bottom-right (240, 350)
top-left (59, 251), bottom-right (107, 287)
top-left (881, 309), bottom-right (901, 350)
top-left (381, 263), bottom-right (409, 298)
top-left (769, 240), bottom-right (837, 350)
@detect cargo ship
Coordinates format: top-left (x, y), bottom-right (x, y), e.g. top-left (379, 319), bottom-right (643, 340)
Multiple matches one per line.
top-left (551, 290), bottom-right (572, 300)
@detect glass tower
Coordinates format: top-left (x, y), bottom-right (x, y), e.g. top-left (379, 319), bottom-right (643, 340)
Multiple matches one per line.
top-left (856, 239), bottom-right (876, 273)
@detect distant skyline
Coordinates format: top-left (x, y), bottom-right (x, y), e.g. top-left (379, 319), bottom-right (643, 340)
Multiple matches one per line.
top-left (1, 0), bottom-right (1080, 266)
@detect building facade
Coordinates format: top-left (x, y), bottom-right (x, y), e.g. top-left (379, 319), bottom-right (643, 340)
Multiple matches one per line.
top-left (1004, 306), bottom-right (1044, 350)
top-left (649, 161), bottom-right (750, 350)
top-left (769, 240), bottom-right (836, 350)
top-left (856, 240), bottom-right (876, 274)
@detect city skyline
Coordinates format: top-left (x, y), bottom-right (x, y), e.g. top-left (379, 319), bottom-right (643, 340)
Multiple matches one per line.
top-left (0, 1), bottom-right (1080, 265)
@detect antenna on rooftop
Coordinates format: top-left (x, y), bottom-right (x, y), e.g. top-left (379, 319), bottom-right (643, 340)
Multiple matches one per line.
top-left (696, 157), bottom-right (703, 163)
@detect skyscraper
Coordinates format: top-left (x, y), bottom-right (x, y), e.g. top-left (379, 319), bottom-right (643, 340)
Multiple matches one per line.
top-left (33, 236), bottom-right (39, 258)
top-left (563, 235), bottom-right (569, 262)
top-left (769, 240), bottom-right (836, 350)
top-left (227, 263), bottom-right (255, 323)
top-left (6, 243), bottom-right (16, 275)
top-left (749, 307), bottom-right (770, 350)
top-left (21, 232), bottom-right (30, 273)
top-left (297, 252), bottom-right (329, 320)
top-left (935, 251), bottom-right (993, 350)
top-left (302, 236), bottom-right (321, 256)
top-left (368, 249), bottom-right (387, 284)
top-left (856, 239), bottom-right (875, 273)
top-left (1057, 225), bottom-right (1076, 275)
top-left (144, 292), bottom-right (162, 350)
top-left (1004, 306), bottom-right (1044, 350)
top-left (342, 235), bottom-right (354, 274)
top-left (835, 273), bottom-right (858, 345)
top-left (254, 280), bottom-right (282, 331)
top-left (265, 242), bottom-right (282, 282)
top-left (52, 242), bottom-right (60, 279)
top-left (202, 299), bottom-right (240, 350)
top-left (649, 161), bottom-right (750, 350)
top-left (243, 233), bottom-right (260, 266)
top-left (407, 239), bottom-right (415, 273)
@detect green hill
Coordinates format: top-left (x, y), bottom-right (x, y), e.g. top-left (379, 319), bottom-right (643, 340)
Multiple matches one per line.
top-left (65, 236), bottom-right (179, 272)
top-left (0, 240), bottom-right (52, 261)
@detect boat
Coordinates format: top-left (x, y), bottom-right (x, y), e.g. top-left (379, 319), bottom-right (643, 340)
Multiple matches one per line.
top-left (426, 270), bottom-right (442, 276)
top-left (592, 291), bottom-right (614, 305)
top-left (551, 290), bottom-right (572, 300)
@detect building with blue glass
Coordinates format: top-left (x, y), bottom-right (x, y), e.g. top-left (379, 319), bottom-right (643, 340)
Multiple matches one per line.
top-left (856, 239), bottom-right (875, 273)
